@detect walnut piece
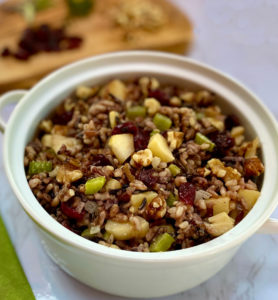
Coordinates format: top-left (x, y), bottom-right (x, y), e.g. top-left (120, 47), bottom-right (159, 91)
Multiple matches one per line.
top-left (207, 158), bottom-right (241, 183)
top-left (167, 131), bottom-right (184, 150)
top-left (145, 195), bottom-right (166, 220)
top-left (139, 77), bottom-right (159, 95)
top-left (132, 149), bottom-right (153, 167)
top-left (207, 158), bottom-right (227, 178)
top-left (144, 98), bottom-right (161, 115)
top-left (56, 166), bottom-right (83, 184)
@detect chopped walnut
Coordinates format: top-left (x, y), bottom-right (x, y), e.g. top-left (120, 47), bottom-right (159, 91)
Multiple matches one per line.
top-left (132, 149), bottom-right (153, 167)
top-left (139, 77), bottom-right (159, 95)
top-left (207, 159), bottom-right (227, 178)
top-left (167, 131), bottom-right (184, 150)
top-left (244, 137), bottom-right (260, 158)
top-left (145, 195), bottom-right (166, 220)
top-left (224, 166), bottom-right (241, 182)
top-left (114, 0), bottom-right (167, 32)
top-left (144, 98), bottom-right (161, 115)
top-left (56, 166), bottom-right (83, 184)
top-left (208, 158), bottom-right (241, 182)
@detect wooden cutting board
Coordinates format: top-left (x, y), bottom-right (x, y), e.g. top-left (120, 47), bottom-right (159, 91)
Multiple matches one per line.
top-left (0, 0), bottom-right (192, 92)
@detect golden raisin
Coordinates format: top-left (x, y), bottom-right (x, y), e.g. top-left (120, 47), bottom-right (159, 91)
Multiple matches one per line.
top-left (244, 157), bottom-right (264, 177)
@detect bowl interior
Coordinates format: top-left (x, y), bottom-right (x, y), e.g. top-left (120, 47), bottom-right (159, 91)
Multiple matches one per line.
top-left (4, 51), bottom-right (278, 261)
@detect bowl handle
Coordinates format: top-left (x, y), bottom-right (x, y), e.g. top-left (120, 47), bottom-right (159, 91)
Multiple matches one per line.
top-left (0, 90), bottom-right (27, 133)
top-left (257, 218), bottom-right (278, 234)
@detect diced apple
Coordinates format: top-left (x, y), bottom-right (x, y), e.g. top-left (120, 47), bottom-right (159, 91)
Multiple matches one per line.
top-left (109, 111), bottom-right (119, 128)
top-left (41, 134), bottom-right (82, 154)
top-left (148, 133), bottom-right (174, 163)
top-left (238, 189), bottom-right (260, 211)
top-left (108, 133), bottom-right (134, 164)
top-left (206, 212), bottom-right (235, 237)
top-left (107, 79), bottom-right (127, 100)
top-left (130, 191), bottom-right (158, 212)
top-left (105, 217), bottom-right (149, 240)
top-left (213, 197), bottom-right (230, 215)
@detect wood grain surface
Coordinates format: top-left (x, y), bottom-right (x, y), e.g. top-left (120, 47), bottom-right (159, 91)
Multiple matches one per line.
top-left (0, 0), bottom-right (192, 92)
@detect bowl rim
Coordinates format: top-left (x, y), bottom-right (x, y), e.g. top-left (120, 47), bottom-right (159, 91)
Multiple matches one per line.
top-left (4, 50), bottom-right (278, 262)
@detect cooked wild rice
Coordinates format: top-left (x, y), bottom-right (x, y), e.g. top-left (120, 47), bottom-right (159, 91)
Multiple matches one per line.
top-left (25, 77), bottom-right (264, 252)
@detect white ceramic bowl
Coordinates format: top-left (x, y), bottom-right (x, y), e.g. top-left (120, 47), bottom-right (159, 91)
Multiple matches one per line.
top-left (1, 51), bottom-right (278, 298)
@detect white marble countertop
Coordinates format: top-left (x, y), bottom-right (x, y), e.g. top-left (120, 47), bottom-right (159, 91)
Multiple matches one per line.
top-left (1, 0), bottom-right (278, 299)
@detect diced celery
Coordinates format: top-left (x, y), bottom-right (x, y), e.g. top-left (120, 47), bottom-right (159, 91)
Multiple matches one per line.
top-left (153, 113), bottom-right (172, 131)
top-left (166, 192), bottom-right (176, 207)
top-left (103, 231), bottom-right (112, 241)
top-left (126, 106), bottom-right (146, 119)
top-left (28, 161), bottom-right (52, 175)
top-left (150, 129), bottom-right (160, 137)
top-left (195, 132), bottom-right (215, 151)
top-left (149, 233), bottom-right (175, 252)
top-left (196, 112), bottom-right (205, 120)
top-left (81, 225), bottom-right (100, 239)
top-left (66, 0), bottom-right (93, 16)
top-left (81, 228), bottom-right (95, 239)
top-left (85, 176), bottom-right (106, 195)
top-left (168, 164), bottom-right (181, 176)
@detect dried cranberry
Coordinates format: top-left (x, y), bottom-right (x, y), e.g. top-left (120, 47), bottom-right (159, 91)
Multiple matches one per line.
top-left (206, 207), bottom-right (213, 217)
top-left (134, 129), bottom-right (150, 151)
top-left (178, 182), bottom-right (196, 206)
top-left (22, 27), bottom-right (35, 39)
top-left (61, 202), bottom-right (85, 221)
top-left (61, 37), bottom-right (82, 50)
top-left (235, 210), bottom-right (244, 225)
top-left (225, 114), bottom-right (240, 130)
top-left (137, 169), bottom-right (158, 188)
top-left (35, 24), bottom-right (51, 42)
top-left (14, 49), bottom-right (30, 60)
top-left (18, 39), bottom-right (36, 54)
top-left (52, 109), bottom-right (74, 125)
top-left (208, 131), bottom-right (234, 157)
top-left (118, 192), bottom-right (130, 202)
top-left (1, 47), bottom-right (11, 57)
top-left (91, 154), bottom-right (111, 166)
top-left (46, 37), bottom-right (60, 52)
top-left (2, 23), bottom-right (82, 61)
top-left (112, 121), bottom-right (138, 135)
top-left (148, 89), bottom-right (169, 106)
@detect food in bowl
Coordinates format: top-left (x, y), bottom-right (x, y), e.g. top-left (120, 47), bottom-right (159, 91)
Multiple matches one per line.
top-left (24, 77), bottom-right (264, 252)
